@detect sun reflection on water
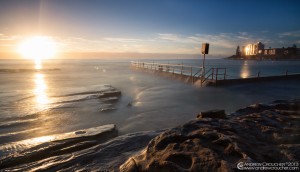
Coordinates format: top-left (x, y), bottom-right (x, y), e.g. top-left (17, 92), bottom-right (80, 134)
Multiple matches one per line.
top-left (31, 135), bottom-right (55, 144)
top-left (34, 73), bottom-right (49, 108)
top-left (35, 58), bottom-right (42, 70)
top-left (240, 61), bottom-right (250, 78)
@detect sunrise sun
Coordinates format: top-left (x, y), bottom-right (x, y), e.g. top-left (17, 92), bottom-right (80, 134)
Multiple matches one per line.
top-left (17, 36), bottom-right (57, 69)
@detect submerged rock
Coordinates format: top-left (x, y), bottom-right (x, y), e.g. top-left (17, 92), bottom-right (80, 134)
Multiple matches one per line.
top-left (98, 88), bottom-right (121, 111)
top-left (120, 99), bottom-right (300, 172)
top-left (101, 107), bottom-right (117, 112)
top-left (98, 90), bottom-right (121, 98)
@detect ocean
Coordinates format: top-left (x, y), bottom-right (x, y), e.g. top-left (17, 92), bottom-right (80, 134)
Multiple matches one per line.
top-left (0, 58), bottom-right (300, 171)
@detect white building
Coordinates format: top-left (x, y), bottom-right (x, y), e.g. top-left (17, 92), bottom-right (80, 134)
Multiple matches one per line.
top-left (244, 42), bottom-right (265, 56)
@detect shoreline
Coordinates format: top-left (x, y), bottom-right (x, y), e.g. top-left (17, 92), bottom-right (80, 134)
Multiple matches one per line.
top-left (225, 55), bottom-right (300, 61)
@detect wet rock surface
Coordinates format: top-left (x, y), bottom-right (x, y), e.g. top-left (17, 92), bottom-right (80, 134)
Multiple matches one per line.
top-left (120, 99), bottom-right (300, 172)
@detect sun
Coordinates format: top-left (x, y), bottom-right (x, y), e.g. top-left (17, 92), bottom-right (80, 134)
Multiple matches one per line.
top-left (17, 36), bottom-right (57, 69)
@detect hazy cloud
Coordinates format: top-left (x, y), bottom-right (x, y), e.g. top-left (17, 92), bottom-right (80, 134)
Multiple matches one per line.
top-left (278, 30), bottom-right (300, 38)
top-left (104, 38), bottom-right (142, 43)
top-left (0, 34), bottom-right (21, 41)
top-left (157, 32), bottom-right (257, 49)
top-left (157, 33), bottom-right (190, 43)
top-left (0, 34), bottom-right (22, 51)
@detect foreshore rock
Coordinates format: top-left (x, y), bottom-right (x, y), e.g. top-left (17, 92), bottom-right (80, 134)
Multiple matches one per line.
top-left (120, 99), bottom-right (300, 172)
top-left (197, 109), bottom-right (227, 119)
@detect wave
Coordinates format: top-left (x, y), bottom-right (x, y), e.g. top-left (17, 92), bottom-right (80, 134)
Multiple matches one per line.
top-left (0, 124), bottom-right (117, 169)
top-left (0, 119), bottom-right (37, 130)
top-left (0, 126), bottom-right (163, 171)
top-left (53, 91), bottom-right (103, 97)
top-left (0, 128), bottom-right (41, 145)
top-left (0, 113), bottom-right (39, 123)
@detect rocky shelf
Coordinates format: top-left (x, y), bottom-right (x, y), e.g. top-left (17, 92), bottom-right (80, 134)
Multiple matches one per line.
top-left (120, 99), bottom-right (300, 172)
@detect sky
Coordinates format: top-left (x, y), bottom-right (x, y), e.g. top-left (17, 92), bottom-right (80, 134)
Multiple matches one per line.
top-left (0, 0), bottom-right (300, 58)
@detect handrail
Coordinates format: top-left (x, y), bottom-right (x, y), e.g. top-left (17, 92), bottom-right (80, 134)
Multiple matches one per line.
top-left (200, 68), bottom-right (213, 85)
top-left (132, 61), bottom-right (300, 86)
top-left (131, 61), bottom-right (227, 86)
top-left (131, 61), bottom-right (202, 69)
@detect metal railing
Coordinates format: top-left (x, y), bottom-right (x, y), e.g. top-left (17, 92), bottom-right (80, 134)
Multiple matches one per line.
top-left (223, 70), bottom-right (300, 80)
top-left (131, 61), bottom-right (300, 86)
top-left (199, 68), bottom-right (227, 86)
top-left (131, 61), bottom-right (203, 77)
top-left (131, 61), bottom-right (227, 86)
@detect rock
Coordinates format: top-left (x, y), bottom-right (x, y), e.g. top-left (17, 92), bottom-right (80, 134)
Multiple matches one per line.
top-left (100, 104), bottom-right (117, 112)
top-left (197, 109), bottom-right (226, 119)
top-left (120, 158), bottom-right (139, 172)
top-left (101, 107), bottom-right (116, 112)
top-left (100, 97), bottom-right (120, 102)
top-left (98, 90), bottom-right (121, 98)
top-left (97, 88), bottom-right (121, 111)
top-left (120, 99), bottom-right (300, 172)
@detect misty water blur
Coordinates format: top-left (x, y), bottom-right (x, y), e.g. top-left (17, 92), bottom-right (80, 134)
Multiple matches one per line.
top-left (0, 58), bottom-right (300, 148)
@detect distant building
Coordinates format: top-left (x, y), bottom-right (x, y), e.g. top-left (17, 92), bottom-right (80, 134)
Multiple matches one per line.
top-left (244, 42), bottom-right (265, 56)
top-left (240, 42), bottom-right (299, 58)
top-left (264, 48), bottom-right (276, 55)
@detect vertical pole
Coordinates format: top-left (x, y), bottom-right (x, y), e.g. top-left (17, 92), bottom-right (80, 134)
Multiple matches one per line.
top-left (181, 64), bottom-right (183, 75)
top-left (202, 54), bottom-right (206, 77)
top-left (216, 68), bottom-right (218, 81)
top-left (153, 61), bottom-right (154, 70)
top-left (257, 72), bottom-right (260, 78)
top-left (224, 68), bottom-right (226, 80)
top-left (201, 54), bottom-right (206, 87)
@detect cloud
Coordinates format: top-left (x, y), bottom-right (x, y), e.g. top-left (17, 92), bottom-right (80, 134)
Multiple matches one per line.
top-left (104, 37), bottom-right (142, 43)
top-left (278, 30), bottom-right (300, 38)
top-left (0, 34), bottom-right (22, 51)
top-left (157, 33), bottom-right (190, 42)
top-left (0, 34), bottom-right (21, 41)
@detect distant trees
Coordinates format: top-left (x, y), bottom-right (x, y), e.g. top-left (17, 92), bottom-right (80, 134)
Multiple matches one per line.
top-left (236, 45), bottom-right (241, 57)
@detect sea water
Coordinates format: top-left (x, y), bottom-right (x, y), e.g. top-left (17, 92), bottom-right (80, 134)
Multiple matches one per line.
top-left (0, 58), bottom-right (300, 170)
